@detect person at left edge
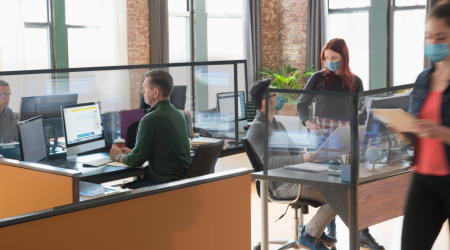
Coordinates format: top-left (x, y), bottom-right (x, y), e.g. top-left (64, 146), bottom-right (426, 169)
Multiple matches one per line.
top-left (109, 69), bottom-right (191, 189)
top-left (0, 80), bottom-right (18, 143)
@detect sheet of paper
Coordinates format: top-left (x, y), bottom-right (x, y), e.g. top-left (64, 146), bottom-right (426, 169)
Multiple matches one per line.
top-left (106, 161), bottom-right (148, 168)
top-left (371, 109), bottom-right (417, 132)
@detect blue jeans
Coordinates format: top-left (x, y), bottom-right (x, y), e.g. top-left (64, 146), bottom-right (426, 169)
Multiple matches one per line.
top-left (122, 178), bottom-right (161, 189)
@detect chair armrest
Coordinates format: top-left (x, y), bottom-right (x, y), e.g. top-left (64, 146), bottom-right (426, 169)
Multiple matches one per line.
top-left (267, 184), bottom-right (302, 204)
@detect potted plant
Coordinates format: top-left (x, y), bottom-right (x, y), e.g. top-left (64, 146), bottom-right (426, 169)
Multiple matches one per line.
top-left (258, 64), bottom-right (317, 116)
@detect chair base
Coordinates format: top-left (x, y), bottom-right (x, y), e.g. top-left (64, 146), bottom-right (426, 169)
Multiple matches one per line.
top-left (253, 240), bottom-right (337, 250)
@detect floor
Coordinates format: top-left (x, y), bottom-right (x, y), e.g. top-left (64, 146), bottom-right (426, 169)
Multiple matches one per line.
top-left (214, 153), bottom-right (450, 250)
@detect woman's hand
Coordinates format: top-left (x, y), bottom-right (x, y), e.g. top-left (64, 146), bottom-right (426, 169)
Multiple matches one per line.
top-left (305, 120), bottom-right (323, 134)
top-left (302, 151), bottom-right (319, 162)
top-left (408, 119), bottom-right (444, 139)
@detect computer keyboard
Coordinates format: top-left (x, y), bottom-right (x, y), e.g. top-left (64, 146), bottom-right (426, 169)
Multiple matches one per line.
top-left (82, 158), bottom-right (114, 167)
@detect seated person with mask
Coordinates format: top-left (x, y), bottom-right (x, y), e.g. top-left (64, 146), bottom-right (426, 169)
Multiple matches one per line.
top-left (0, 80), bottom-right (20, 159)
top-left (246, 79), bottom-right (336, 250)
top-left (109, 69), bottom-right (191, 189)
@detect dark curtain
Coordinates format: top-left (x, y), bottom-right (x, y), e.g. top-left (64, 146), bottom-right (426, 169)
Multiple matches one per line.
top-left (306, 0), bottom-right (329, 78)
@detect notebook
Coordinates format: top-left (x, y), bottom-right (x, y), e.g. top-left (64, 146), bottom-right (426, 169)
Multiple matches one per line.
top-left (284, 163), bottom-right (329, 173)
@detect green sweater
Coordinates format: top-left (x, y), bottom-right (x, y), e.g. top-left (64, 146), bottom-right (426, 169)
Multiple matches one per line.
top-left (123, 100), bottom-right (191, 182)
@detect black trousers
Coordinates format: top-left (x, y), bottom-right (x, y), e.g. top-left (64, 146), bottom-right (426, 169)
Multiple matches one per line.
top-left (401, 173), bottom-right (450, 250)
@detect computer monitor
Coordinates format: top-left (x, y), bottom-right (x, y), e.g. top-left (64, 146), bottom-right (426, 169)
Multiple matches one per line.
top-left (18, 116), bottom-right (48, 163)
top-left (20, 93), bottom-right (78, 154)
top-left (61, 102), bottom-right (105, 161)
top-left (217, 91), bottom-right (247, 121)
top-left (19, 93), bottom-right (78, 121)
top-left (363, 94), bottom-right (412, 151)
top-left (366, 94), bottom-right (411, 133)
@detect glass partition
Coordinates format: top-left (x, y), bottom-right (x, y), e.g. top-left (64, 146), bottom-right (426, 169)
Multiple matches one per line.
top-left (262, 84), bottom-right (414, 182)
top-left (0, 60), bottom-right (248, 160)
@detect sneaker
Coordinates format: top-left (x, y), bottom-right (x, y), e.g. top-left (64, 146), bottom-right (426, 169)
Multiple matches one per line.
top-left (326, 218), bottom-right (337, 238)
top-left (359, 228), bottom-right (385, 250)
top-left (297, 226), bottom-right (330, 250)
top-left (320, 231), bottom-right (337, 245)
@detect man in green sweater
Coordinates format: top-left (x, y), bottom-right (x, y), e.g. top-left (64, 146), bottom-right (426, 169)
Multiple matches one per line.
top-left (109, 69), bottom-right (191, 189)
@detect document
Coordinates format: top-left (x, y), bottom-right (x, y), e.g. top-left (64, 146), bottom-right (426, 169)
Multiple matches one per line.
top-left (284, 163), bottom-right (329, 173)
top-left (371, 109), bottom-right (418, 132)
top-left (106, 161), bottom-right (148, 168)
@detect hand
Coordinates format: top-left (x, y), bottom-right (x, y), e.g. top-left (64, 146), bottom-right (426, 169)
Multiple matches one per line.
top-left (408, 119), bottom-right (443, 139)
top-left (120, 147), bottom-right (132, 155)
top-left (305, 120), bottom-right (322, 135)
top-left (110, 145), bottom-right (122, 160)
top-left (302, 151), bottom-right (319, 162)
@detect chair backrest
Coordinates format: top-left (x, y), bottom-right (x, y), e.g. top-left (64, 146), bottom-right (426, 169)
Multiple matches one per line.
top-left (241, 138), bottom-right (263, 172)
top-left (186, 139), bottom-right (224, 178)
top-left (170, 86), bottom-right (187, 110)
top-left (126, 121), bottom-right (140, 149)
top-left (120, 109), bottom-right (146, 147)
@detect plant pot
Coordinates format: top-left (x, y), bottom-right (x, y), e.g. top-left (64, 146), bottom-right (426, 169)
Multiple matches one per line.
top-left (275, 103), bottom-right (297, 116)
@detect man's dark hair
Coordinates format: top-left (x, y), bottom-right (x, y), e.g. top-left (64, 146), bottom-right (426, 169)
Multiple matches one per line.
top-left (143, 69), bottom-right (173, 98)
top-left (0, 80), bottom-right (9, 87)
top-left (250, 78), bottom-right (272, 110)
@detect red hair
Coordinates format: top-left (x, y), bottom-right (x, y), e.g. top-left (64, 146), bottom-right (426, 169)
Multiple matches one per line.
top-left (320, 38), bottom-right (356, 91)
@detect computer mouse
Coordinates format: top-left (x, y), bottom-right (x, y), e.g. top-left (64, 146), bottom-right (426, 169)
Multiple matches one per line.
top-left (329, 159), bottom-right (341, 165)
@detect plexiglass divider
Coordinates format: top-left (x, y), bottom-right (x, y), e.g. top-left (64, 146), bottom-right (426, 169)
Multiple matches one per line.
top-left (0, 60), bottom-right (248, 160)
top-left (262, 84), bottom-right (414, 248)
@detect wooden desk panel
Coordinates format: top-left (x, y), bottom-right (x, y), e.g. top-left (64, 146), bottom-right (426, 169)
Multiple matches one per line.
top-left (355, 171), bottom-right (413, 230)
top-left (0, 164), bottom-right (75, 219)
top-left (0, 174), bottom-right (252, 250)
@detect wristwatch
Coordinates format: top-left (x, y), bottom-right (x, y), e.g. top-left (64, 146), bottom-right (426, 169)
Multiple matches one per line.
top-left (115, 154), bottom-right (121, 161)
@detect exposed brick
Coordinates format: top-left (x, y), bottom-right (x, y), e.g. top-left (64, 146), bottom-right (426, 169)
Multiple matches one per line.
top-left (262, 0), bottom-right (308, 75)
top-left (127, 0), bottom-right (150, 109)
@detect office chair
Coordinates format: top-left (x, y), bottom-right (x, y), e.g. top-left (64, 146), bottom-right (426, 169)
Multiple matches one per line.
top-left (242, 138), bottom-right (335, 250)
top-left (186, 139), bottom-right (224, 178)
top-left (126, 121), bottom-right (140, 149)
top-left (139, 85), bottom-right (187, 110)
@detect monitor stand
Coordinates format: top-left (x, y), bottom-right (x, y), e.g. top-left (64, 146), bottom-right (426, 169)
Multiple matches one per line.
top-left (66, 154), bottom-right (78, 162)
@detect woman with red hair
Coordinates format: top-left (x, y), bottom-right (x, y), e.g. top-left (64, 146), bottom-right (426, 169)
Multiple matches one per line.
top-left (296, 38), bottom-right (384, 250)
top-left (297, 38), bottom-right (364, 134)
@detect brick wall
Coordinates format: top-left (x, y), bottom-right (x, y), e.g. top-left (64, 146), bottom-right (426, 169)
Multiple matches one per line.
top-left (127, 0), bottom-right (150, 109)
top-left (262, 0), bottom-right (308, 83)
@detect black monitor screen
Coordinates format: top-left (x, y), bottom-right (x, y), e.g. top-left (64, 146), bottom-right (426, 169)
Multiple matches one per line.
top-left (20, 93), bottom-right (78, 121)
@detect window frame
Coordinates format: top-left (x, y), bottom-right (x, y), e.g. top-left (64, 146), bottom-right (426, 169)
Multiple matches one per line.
top-left (327, 0), bottom-right (371, 89)
top-left (23, 0), bottom-right (54, 69)
top-left (388, 0), bottom-right (426, 87)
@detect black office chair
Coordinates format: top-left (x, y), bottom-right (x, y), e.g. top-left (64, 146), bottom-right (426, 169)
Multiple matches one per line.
top-left (126, 121), bottom-right (140, 149)
top-left (242, 138), bottom-right (332, 250)
top-left (186, 139), bottom-right (224, 178)
top-left (139, 85), bottom-right (187, 110)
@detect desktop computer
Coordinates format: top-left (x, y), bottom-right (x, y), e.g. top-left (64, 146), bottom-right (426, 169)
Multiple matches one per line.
top-left (217, 91), bottom-right (248, 129)
top-left (19, 93), bottom-right (78, 154)
top-left (61, 102), bottom-right (108, 162)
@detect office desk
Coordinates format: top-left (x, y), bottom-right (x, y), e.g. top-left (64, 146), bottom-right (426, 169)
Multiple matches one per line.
top-left (252, 162), bottom-right (413, 250)
top-left (44, 152), bottom-right (147, 184)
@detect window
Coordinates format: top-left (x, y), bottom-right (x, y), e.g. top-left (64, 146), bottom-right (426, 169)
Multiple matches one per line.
top-left (390, 0), bottom-right (426, 86)
top-left (22, 0), bottom-right (52, 70)
top-left (169, 0), bottom-right (190, 63)
top-left (328, 0), bottom-right (370, 90)
top-left (206, 0), bottom-right (244, 61)
top-left (65, 0), bottom-right (127, 68)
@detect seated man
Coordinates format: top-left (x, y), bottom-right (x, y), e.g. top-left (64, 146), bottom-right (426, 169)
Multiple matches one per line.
top-left (0, 80), bottom-right (20, 159)
top-left (110, 69), bottom-right (191, 189)
top-left (247, 79), bottom-right (335, 250)
top-left (0, 80), bottom-right (18, 143)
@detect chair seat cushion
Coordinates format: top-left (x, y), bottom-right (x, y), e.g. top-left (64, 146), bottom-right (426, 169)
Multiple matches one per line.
top-left (294, 199), bottom-right (323, 208)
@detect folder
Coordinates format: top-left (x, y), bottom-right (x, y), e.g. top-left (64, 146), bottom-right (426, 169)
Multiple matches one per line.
top-left (371, 109), bottom-right (418, 132)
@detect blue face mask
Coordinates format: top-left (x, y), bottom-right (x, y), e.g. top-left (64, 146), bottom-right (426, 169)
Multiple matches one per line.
top-left (273, 96), bottom-right (285, 111)
top-left (326, 61), bottom-right (341, 72)
top-left (425, 43), bottom-right (449, 63)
